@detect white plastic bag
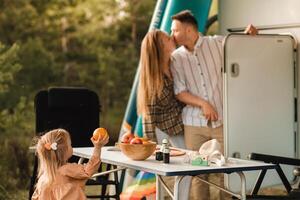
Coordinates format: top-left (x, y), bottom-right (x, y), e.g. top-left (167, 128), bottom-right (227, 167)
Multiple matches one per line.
top-left (199, 139), bottom-right (226, 167)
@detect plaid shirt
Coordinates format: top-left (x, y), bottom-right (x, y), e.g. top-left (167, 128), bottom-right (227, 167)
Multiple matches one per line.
top-left (143, 75), bottom-right (185, 141)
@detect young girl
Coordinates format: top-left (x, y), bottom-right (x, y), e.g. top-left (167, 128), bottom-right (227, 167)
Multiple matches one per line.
top-left (32, 128), bottom-right (109, 200)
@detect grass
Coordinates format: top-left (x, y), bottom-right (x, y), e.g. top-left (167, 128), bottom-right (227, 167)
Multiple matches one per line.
top-left (85, 185), bottom-right (105, 199)
top-left (8, 183), bottom-right (288, 200)
top-left (0, 189), bottom-right (28, 200)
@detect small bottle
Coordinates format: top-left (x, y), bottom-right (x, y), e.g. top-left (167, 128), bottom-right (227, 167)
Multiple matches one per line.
top-left (162, 139), bottom-right (170, 163)
top-left (155, 146), bottom-right (163, 161)
top-left (155, 140), bottom-right (165, 161)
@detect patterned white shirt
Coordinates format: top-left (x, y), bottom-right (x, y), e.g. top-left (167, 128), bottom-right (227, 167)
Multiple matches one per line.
top-left (171, 35), bottom-right (224, 128)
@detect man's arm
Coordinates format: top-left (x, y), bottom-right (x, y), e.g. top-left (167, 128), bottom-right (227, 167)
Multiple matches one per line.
top-left (244, 24), bottom-right (258, 35)
top-left (171, 55), bottom-right (218, 121)
top-left (176, 91), bottom-right (218, 121)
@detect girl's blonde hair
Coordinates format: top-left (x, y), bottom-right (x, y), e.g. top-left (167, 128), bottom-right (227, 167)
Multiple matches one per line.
top-left (35, 129), bottom-right (71, 191)
top-left (137, 30), bottom-right (166, 115)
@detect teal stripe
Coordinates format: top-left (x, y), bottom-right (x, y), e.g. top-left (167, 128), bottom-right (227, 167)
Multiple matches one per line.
top-left (160, 0), bottom-right (212, 33)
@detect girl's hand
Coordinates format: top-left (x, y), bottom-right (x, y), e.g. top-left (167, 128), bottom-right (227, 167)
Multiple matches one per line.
top-left (91, 134), bottom-right (109, 148)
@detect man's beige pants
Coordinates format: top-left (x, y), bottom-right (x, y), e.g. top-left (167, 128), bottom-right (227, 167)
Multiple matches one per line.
top-left (184, 125), bottom-right (225, 200)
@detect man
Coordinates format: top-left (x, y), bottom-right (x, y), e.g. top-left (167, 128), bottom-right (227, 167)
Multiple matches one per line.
top-left (170, 10), bottom-right (257, 200)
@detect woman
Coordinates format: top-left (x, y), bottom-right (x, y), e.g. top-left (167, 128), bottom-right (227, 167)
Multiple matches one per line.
top-left (137, 29), bottom-right (185, 148)
top-left (137, 29), bottom-right (191, 200)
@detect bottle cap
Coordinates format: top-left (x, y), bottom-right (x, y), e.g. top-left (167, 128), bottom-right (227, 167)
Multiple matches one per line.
top-left (162, 138), bottom-right (168, 144)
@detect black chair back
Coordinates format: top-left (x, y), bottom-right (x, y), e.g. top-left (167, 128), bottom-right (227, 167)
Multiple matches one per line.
top-left (35, 87), bottom-right (100, 147)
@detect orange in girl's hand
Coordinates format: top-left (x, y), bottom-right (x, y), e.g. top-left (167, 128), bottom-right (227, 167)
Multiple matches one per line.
top-left (92, 128), bottom-right (108, 140)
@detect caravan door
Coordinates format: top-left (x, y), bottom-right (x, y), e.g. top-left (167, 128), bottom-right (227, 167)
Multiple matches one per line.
top-left (223, 34), bottom-right (297, 191)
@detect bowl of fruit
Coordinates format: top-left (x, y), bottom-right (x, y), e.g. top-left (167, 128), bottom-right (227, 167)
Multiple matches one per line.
top-left (119, 132), bottom-right (156, 161)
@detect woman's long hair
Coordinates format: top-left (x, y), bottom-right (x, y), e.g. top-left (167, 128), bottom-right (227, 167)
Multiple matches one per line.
top-left (137, 30), bottom-right (166, 115)
top-left (35, 129), bottom-right (71, 192)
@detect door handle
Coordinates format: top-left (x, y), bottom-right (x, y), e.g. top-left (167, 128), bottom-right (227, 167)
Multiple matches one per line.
top-left (231, 63), bottom-right (239, 77)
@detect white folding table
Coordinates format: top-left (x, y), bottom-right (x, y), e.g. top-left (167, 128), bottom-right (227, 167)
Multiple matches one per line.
top-left (73, 146), bottom-right (276, 200)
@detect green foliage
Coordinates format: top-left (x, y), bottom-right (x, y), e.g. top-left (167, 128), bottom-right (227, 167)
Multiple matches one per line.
top-left (0, 97), bottom-right (34, 198)
top-left (0, 43), bottom-right (21, 94)
top-left (18, 38), bottom-right (57, 90)
top-left (0, 38), bottom-right (58, 109)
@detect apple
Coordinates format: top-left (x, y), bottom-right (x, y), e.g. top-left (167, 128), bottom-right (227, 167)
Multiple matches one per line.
top-left (130, 137), bottom-right (143, 144)
top-left (121, 132), bottom-right (134, 143)
top-left (92, 127), bottom-right (108, 140)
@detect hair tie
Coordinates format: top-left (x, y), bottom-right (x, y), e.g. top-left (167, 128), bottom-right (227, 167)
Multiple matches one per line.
top-left (44, 142), bottom-right (58, 151)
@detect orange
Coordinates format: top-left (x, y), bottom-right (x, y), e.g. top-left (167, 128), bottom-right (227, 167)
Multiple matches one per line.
top-left (121, 132), bottom-right (134, 143)
top-left (92, 127), bottom-right (108, 140)
top-left (130, 137), bottom-right (143, 144)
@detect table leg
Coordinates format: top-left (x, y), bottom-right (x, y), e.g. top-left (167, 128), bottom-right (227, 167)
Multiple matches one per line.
top-left (78, 157), bottom-right (85, 164)
top-left (196, 172), bottom-right (246, 200)
top-left (237, 172), bottom-right (246, 200)
top-left (156, 175), bottom-right (164, 200)
top-left (174, 176), bottom-right (184, 200)
top-left (157, 175), bottom-right (174, 199)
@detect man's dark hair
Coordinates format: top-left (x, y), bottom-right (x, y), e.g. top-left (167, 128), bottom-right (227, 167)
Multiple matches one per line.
top-left (172, 10), bottom-right (198, 30)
